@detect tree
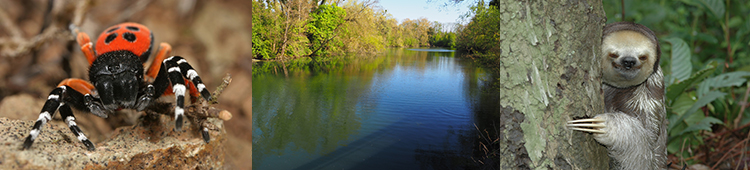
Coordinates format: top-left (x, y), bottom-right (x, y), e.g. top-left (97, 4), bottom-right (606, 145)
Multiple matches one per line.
top-left (492, 0), bottom-right (610, 169)
top-left (306, 4), bottom-right (347, 57)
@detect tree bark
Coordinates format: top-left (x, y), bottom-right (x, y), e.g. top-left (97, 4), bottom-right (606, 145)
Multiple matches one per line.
top-left (498, 0), bottom-right (609, 169)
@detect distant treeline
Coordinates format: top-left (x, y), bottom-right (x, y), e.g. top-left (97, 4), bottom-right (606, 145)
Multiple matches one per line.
top-left (252, 0), bottom-right (457, 60)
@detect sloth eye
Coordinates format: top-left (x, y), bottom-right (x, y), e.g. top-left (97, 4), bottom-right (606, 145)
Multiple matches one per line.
top-left (608, 53), bottom-right (618, 58)
top-left (638, 55), bottom-right (648, 60)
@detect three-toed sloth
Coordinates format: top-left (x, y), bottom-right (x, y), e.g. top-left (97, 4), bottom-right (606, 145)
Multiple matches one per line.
top-left (568, 22), bottom-right (668, 170)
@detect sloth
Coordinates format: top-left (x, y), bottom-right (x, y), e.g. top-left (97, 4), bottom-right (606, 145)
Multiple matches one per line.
top-left (567, 22), bottom-right (668, 170)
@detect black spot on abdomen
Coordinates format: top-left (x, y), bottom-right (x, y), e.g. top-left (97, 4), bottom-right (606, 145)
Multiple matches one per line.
top-left (105, 33), bottom-right (118, 44)
top-left (106, 27), bottom-right (120, 33)
top-left (123, 32), bottom-right (136, 42)
top-left (126, 26), bottom-right (140, 31)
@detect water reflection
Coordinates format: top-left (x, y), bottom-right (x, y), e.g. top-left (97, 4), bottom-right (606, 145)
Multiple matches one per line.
top-left (253, 48), bottom-right (499, 169)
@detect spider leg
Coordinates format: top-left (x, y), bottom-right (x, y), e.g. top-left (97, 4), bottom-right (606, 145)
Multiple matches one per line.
top-left (172, 56), bottom-right (211, 101)
top-left (154, 56), bottom-right (211, 132)
top-left (75, 31), bottom-right (97, 65)
top-left (22, 87), bottom-right (63, 150)
top-left (171, 56), bottom-right (212, 142)
top-left (23, 79), bottom-right (101, 150)
top-left (59, 103), bottom-right (96, 151)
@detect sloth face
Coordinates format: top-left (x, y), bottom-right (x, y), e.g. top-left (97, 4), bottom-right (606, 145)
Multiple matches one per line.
top-left (601, 30), bottom-right (657, 88)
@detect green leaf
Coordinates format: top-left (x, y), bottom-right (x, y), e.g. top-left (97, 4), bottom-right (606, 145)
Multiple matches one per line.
top-left (683, 109), bottom-right (706, 126)
top-left (668, 112), bottom-right (686, 136)
top-left (736, 21), bottom-right (750, 39)
top-left (695, 32), bottom-right (719, 44)
top-left (699, 0), bottom-right (726, 19)
top-left (676, 116), bottom-right (723, 136)
top-left (671, 92), bottom-right (696, 115)
top-left (728, 16), bottom-right (744, 28)
top-left (741, 109), bottom-right (750, 125)
top-left (667, 135), bottom-right (686, 154)
top-left (669, 90), bottom-right (726, 130)
top-left (696, 71), bottom-right (750, 97)
top-left (679, 0), bottom-right (701, 6)
top-left (666, 62), bottom-right (718, 104)
top-left (665, 38), bottom-right (692, 82)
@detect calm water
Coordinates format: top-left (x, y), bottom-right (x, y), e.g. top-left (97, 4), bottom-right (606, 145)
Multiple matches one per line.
top-left (252, 48), bottom-right (498, 170)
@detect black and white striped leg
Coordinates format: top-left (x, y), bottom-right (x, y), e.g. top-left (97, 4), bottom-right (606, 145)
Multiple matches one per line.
top-left (164, 57), bottom-right (186, 131)
top-left (172, 56), bottom-right (212, 101)
top-left (59, 104), bottom-right (95, 151)
top-left (163, 56), bottom-right (210, 131)
top-left (22, 87), bottom-right (65, 150)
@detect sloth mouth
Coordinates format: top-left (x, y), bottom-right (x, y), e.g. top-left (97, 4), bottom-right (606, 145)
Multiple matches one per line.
top-left (611, 61), bottom-right (640, 80)
top-left (611, 61), bottom-right (642, 70)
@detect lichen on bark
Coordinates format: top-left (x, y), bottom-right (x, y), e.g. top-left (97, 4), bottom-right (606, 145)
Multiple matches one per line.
top-left (498, 0), bottom-right (609, 169)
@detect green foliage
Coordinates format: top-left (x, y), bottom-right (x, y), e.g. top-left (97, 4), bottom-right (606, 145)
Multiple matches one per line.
top-left (251, 0), bottom-right (310, 59)
top-left (607, 0), bottom-right (750, 164)
top-left (337, 0), bottom-right (387, 54)
top-left (665, 62), bottom-right (716, 105)
top-left (252, 0), bottom-right (453, 61)
top-left (664, 38), bottom-right (692, 83)
top-left (306, 4), bottom-right (347, 57)
top-left (252, 1), bottom-right (279, 59)
top-left (698, 0), bottom-right (725, 19)
top-left (453, 2), bottom-right (501, 67)
top-left (455, 3), bottom-right (500, 55)
top-left (429, 31), bottom-right (456, 48)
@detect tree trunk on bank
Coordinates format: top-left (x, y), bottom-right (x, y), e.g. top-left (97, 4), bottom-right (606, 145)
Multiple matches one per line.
top-left (497, 0), bottom-right (609, 169)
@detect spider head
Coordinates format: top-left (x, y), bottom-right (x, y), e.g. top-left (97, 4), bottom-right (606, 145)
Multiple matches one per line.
top-left (89, 50), bottom-right (144, 110)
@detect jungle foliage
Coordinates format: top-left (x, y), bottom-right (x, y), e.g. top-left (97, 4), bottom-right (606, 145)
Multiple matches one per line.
top-left (603, 0), bottom-right (750, 167)
top-left (453, 1), bottom-right (501, 67)
top-left (252, 0), bottom-right (456, 61)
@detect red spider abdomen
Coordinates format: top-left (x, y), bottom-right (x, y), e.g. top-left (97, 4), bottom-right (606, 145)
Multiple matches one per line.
top-left (95, 22), bottom-right (153, 60)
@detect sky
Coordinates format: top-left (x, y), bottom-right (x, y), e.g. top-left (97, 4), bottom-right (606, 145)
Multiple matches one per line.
top-left (376, 0), bottom-right (470, 25)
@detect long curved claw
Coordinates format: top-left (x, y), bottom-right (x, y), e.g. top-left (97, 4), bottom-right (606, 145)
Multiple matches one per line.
top-left (567, 118), bottom-right (606, 134)
top-left (570, 127), bottom-right (606, 134)
top-left (567, 118), bottom-right (605, 123)
top-left (567, 123), bottom-right (606, 128)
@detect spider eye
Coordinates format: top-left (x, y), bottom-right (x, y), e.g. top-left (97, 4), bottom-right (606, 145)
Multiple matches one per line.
top-left (608, 53), bottom-right (618, 58)
top-left (638, 55), bottom-right (648, 60)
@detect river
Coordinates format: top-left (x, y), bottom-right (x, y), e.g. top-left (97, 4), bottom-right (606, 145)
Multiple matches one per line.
top-left (252, 48), bottom-right (499, 169)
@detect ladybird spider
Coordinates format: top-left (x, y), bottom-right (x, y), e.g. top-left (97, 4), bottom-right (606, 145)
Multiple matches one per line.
top-left (22, 22), bottom-right (212, 151)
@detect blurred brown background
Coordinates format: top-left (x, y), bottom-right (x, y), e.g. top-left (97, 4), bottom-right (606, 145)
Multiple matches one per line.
top-left (0, 0), bottom-right (252, 169)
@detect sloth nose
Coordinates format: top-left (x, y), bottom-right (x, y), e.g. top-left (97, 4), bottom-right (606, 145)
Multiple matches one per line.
top-left (621, 57), bottom-right (637, 70)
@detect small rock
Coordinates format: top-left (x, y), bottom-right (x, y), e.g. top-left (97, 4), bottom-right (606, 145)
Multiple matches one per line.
top-left (219, 110), bottom-right (232, 121)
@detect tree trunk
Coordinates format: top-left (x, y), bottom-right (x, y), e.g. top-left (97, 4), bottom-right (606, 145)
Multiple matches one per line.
top-left (497, 0), bottom-right (609, 169)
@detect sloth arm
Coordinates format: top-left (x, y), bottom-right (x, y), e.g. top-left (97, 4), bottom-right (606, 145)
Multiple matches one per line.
top-left (569, 112), bottom-right (662, 170)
